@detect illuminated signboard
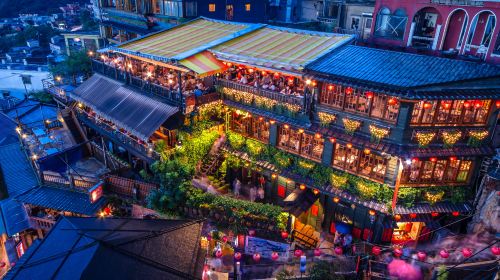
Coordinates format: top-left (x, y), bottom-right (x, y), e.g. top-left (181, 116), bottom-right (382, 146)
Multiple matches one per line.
top-left (89, 181), bottom-right (103, 203)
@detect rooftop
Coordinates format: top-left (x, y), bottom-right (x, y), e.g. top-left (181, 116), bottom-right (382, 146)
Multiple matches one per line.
top-left (306, 45), bottom-right (500, 89)
top-left (5, 217), bottom-right (205, 280)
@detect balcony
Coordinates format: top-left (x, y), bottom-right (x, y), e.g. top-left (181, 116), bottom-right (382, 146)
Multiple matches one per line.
top-left (217, 79), bottom-right (309, 119)
top-left (30, 216), bottom-right (56, 231)
top-left (76, 110), bottom-right (160, 163)
top-left (429, 0), bottom-right (484, 6)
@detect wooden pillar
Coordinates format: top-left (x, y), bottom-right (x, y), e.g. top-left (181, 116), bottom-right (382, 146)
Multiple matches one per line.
top-left (391, 159), bottom-right (404, 211)
top-left (322, 139), bottom-right (334, 166)
top-left (269, 122), bottom-right (278, 146)
top-left (177, 70), bottom-right (183, 109)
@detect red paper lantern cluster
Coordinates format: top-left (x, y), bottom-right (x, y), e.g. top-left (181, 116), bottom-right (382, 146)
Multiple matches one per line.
top-left (462, 248), bottom-right (473, 258)
top-left (491, 246), bottom-right (500, 256)
top-left (294, 249), bottom-right (303, 258)
top-left (281, 231), bottom-right (289, 239)
top-left (253, 253), bottom-right (261, 262)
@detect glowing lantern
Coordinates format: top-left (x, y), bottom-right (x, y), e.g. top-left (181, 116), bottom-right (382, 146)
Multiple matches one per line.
top-left (388, 98), bottom-right (397, 106)
top-left (417, 251), bottom-right (427, 261)
top-left (372, 246), bottom-right (381, 256)
top-left (261, 71), bottom-right (266, 75)
top-left (464, 101), bottom-right (471, 108)
top-left (495, 100), bottom-right (500, 108)
top-left (409, 213), bottom-right (417, 219)
top-left (103, 207), bottom-right (111, 215)
top-left (313, 189), bottom-right (320, 195)
top-left (215, 249), bottom-right (222, 258)
top-left (450, 156), bottom-right (457, 161)
top-left (281, 231), bottom-right (289, 239)
top-left (271, 174), bottom-right (277, 179)
top-left (248, 68), bottom-right (254, 73)
top-left (440, 250), bottom-right (449, 259)
top-left (394, 214), bottom-right (401, 221)
top-left (222, 236), bottom-right (228, 243)
top-left (312, 81), bottom-right (317, 86)
top-left (305, 79), bottom-right (312, 85)
top-left (258, 117), bottom-right (264, 121)
top-left (369, 209), bottom-right (376, 216)
top-left (334, 247), bottom-right (343, 255)
top-left (294, 250), bottom-right (303, 257)
top-left (462, 248), bottom-right (473, 258)
top-left (314, 248), bottom-right (322, 257)
top-left (431, 212), bottom-right (439, 217)
top-left (474, 101), bottom-right (482, 108)
top-left (284, 124), bottom-right (290, 129)
top-left (364, 148), bottom-right (371, 155)
top-left (452, 211), bottom-right (460, 217)
top-left (333, 197), bottom-right (340, 203)
top-left (299, 184), bottom-right (306, 190)
top-left (298, 128), bottom-right (304, 133)
top-left (270, 120), bottom-right (276, 124)
top-left (393, 248), bottom-right (403, 257)
top-left (328, 85), bottom-right (334, 91)
top-left (491, 246), bottom-right (500, 255)
top-left (346, 143), bottom-right (353, 148)
top-left (234, 252), bottom-right (242, 260)
top-left (315, 133), bottom-right (321, 139)
top-left (271, 252), bottom-right (279, 261)
top-left (253, 253), bottom-right (261, 262)
top-left (329, 138), bottom-right (336, 143)
top-left (423, 102), bottom-right (432, 109)
top-left (411, 158), bottom-right (419, 163)
top-left (274, 72), bottom-right (280, 77)
top-left (345, 87), bottom-right (353, 95)
top-left (365, 91), bottom-right (374, 99)
top-left (430, 157), bottom-right (437, 162)
top-left (442, 103), bottom-right (451, 109)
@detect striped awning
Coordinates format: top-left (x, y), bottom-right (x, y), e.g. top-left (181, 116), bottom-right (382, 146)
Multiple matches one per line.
top-left (180, 51), bottom-right (227, 77)
top-left (210, 26), bottom-right (353, 73)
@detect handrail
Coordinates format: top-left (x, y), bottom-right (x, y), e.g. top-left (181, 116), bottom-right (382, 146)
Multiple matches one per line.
top-left (30, 216), bottom-right (56, 230)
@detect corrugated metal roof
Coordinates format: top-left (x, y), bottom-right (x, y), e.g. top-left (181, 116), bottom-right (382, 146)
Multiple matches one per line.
top-left (72, 74), bottom-right (178, 141)
top-left (394, 202), bottom-right (472, 215)
top-left (0, 143), bottom-right (38, 197)
top-left (112, 17), bottom-right (262, 61)
top-left (15, 186), bottom-right (106, 216)
top-left (306, 45), bottom-right (500, 89)
top-left (211, 26), bottom-right (353, 72)
top-left (0, 199), bottom-right (30, 237)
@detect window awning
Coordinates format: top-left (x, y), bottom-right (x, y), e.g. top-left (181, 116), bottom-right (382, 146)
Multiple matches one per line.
top-left (72, 74), bottom-right (179, 141)
top-left (179, 51), bottom-right (227, 77)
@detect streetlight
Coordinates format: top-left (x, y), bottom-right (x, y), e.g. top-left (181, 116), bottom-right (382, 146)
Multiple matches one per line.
top-left (88, 50), bottom-right (94, 56)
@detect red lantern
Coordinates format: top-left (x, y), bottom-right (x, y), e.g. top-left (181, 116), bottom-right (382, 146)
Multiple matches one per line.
top-left (299, 184), bottom-right (306, 190)
top-left (104, 207), bottom-right (111, 215)
top-left (234, 252), bottom-right (242, 260)
top-left (294, 249), bottom-right (303, 258)
top-left (253, 253), bottom-right (261, 262)
top-left (452, 211), bottom-right (460, 217)
top-left (474, 101), bottom-right (482, 108)
top-left (372, 246), bottom-right (381, 256)
top-left (393, 248), bottom-right (403, 257)
top-left (328, 85), bottom-right (334, 91)
top-left (248, 229), bottom-right (256, 236)
top-left (409, 213), bottom-right (417, 219)
top-left (313, 189), bottom-right (320, 195)
top-left (491, 246), bottom-right (500, 256)
top-left (431, 212), bottom-right (439, 217)
top-left (314, 248), bottom-right (322, 257)
top-left (464, 101), bottom-right (471, 108)
top-left (430, 157), bottom-right (437, 162)
top-left (334, 247), bottom-right (343, 255)
top-left (394, 214), bottom-right (401, 221)
top-left (388, 98), bottom-right (397, 106)
top-left (281, 231), bottom-right (289, 239)
top-left (271, 252), bottom-right (279, 261)
top-left (215, 249), bottom-right (223, 258)
top-left (345, 87), bottom-right (353, 95)
top-left (449, 156), bottom-right (457, 161)
top-left (333, 197), bottom-right (340, 203)
top-left (222, 236), bottom-right (228, 243)
top-left (365, 91), bottom-right (374, 99)
top-left (496, 100), bottom-right (500, 108)
top-left (423, 102), bottom-right (432, 109)
top-left (440, 250), bottom-right (450, 259)
top-left (462, 248), bottom-right (473, 258)
top-left (417, 251), bottom-right (427, 261)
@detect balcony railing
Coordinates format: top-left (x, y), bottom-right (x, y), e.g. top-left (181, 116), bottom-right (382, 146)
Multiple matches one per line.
top-left (30, 216), bottom-right (56, 231)
top-left (429, 0), bottom-right (484, 6)
top-left (91, 59), bottom-right (183, 107)
top-left (42, 79), bottom-right (69, 104)
top-left (217, 79), bottom-right (305, 109)
top-left (76, 110), bottom-right (160, 162)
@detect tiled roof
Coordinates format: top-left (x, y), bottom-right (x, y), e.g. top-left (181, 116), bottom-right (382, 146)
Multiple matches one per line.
top-left (73, 74), bottom-right (179, 141)
top-left (0, 113), bottom-right (18, 146)
top-left (211, 26), bottom-right (353, 72)
top-left (0, 143), bottom-right (38, 197)
top-left (5, 217), bottom-right (205, 280)
top-left (306, 45), bottom-right (500, 89)
top-left (112, 17), bottom-right (262, 61)
top-left (394, 202), bottom-right (472, 215)
top-left (15, 186), bottom-right (106, 216)
top-left (5, 100), bottom-right (58, 128)
top-left (0, 198), bottom-right (30, 237)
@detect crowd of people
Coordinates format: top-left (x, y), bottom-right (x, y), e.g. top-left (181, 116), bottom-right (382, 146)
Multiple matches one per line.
top-left (222, 65), bottom-right (306, 97)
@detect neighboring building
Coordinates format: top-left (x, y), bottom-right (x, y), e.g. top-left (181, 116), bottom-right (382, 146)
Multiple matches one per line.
top-left (4, 217), bottom-right (206, 280)
top-left (197, 0), bottom-right (272, 22)
top-left (61, 31), bottom-right (104, 56)
top-left (73, 17), bottom-right (500, 248)
top-left (370, 0), bottom-right (500, 63)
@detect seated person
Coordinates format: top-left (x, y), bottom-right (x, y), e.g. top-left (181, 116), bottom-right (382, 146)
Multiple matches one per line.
top-left (253, 79), bottom-right (260, 88)
top-left (262, 75), bottom-right (271, 85)
top-left (194, 86), bottom-right (203, 97)
top-left (262, 83), bottom-right (270, 89)
top-left (269, 83), bottom-right (277, 91)
top-left (239, 75), bottom-right (248, 84)
top-left (196, 80), bottom-right (205, 90)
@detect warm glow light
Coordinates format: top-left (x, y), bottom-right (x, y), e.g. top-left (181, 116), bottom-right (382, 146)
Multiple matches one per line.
top-left (431, 212), bottom-right (439, 217)
top-left (248, 69), bottom-right (254, 73)
top-left (449, 156), bottom-right (457, 161)
top-left (405, 158), bottom-right (412, 165)
top-left (284, 124), bottom-right (289, 129)
top-left (430, 157), bottom-right (437, 162)
top-left (77, 102), bottom-right (83, 108)
top-left (313, 189), bottom-right (319, 195)
top-left (345, 87), bottom-right (353, 95)
top-left (305, 79), bottom-right (311, 85)
top-left (328, 85), bottom-right (334, 91)
top-left (15, 127), bottom-right (21, 134)
top-left (55, 76), bottom-right (62, 82)
top-left (270, 120), bottom-right (276, 124)
top-left (286, 179), bottom-right (291, 184)
top-left (298, 128), bottom-right (304, 133)
top-left (315, 133), bottom-right (321, 139)
top-left (474, 101), bottom-right (482, 108)
top-left (365, 91), bottom-right (374, 99)
top-left (299, 184), bottom-right (306, 190)
top-left (368, 209), bottom-right (376, 216)
top-left (411, 158), bottom-right (418, 163)
top-left (463, 101), bottom-right (471, 108)
top-left (423, 102), bottom-right (432, 109)
top-left (312, 81), bottom-right (317, 86)
top-left (146, 72), bottom-right (152, 78)
top-left (88, 51), bottom-right (94, 56)
top-left (271, 173), bottom-right (277, 179)
top-left (346, 143), bottom-right (353, 148)
top-left (496, 100), bottom-right (500, 108)
top-left (388, 98), bottom-right (397, 106)
top-left (100, 55), bottom-right (105, 60)
top-left (45, 120), bottom-right (51, 124)
top-left (258, 117), bottom-right (264, 121)
top-left (32, 154), bottom-right (38, 160)
top-left (21, 134), bottom-right (27, 139)
top-left (409, 213), bottom-right (417, 219)
top-left (394, 214), bottom-right (401, 221)
top-left (329, 138), bottom-right (336, 143)
top-left (363, 148), bottom-right (371, 155)
top-left (333, 197), bottom-right (340, 203)
top-left (452, 211), bottom-right (460, 217)
top-left (127, 63), bottom-right (132, 69)
top-left (168, 79), bottom-right (173, 84)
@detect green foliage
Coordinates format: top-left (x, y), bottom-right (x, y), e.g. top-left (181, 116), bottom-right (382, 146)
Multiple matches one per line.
top-left (29, 91), bottom-right (53, 103)
top-left (80, 10), bottom-right (98, 31)
top-left (397, 188), bottom-right (421, 208)
top-left (450, 187), bottom-right (467, 204)
top-left (176, 129), bottom-right (219, 170)
top-left (436, 265), bottom-right (449, 280)
top-left (50, 51), bottom-right (92, 84)
top-left (154, 139), bottom-right (167, 154)
top-left (309, 260), bottom-right (343, 280)
top-left (226, 131), bottom-right (246, 150)
top-left (139, 169), bottom-right (152, 182)
top-left (0, 24), bottom-right (60, 52)
top-left (198, 100), bottom-right (224, 121)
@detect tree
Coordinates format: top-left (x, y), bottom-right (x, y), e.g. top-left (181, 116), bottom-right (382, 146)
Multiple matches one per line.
top-left (50, 51), bottom-right (91, 85)
top-left (80, 10), bottom-right (98, 31)
top-left (309, 261), bottom-right (345, 280)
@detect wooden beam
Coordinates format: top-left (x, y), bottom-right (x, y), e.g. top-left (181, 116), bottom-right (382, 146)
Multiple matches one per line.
top-left (114, 52), bottom-right (190, 73)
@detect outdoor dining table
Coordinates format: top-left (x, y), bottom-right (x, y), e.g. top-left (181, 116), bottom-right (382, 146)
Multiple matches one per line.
top-left (39, 136), bottom-right (53, 145)
top-left (33, 128), bottom-right (46, 137)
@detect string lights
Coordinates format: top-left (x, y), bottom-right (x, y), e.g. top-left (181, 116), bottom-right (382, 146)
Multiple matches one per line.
top-left (441, 130), bottom-right (462, 148)
top-left (342, 118), bottom-right (362, 135)
top-left (415, 131), bottom-right (436, 148)
top-left (318, 112), bottom-right (336, 127)
top-left (369, 125), bottom-right (390, 143)
top-left (468, 130), bottom-right (488, 147)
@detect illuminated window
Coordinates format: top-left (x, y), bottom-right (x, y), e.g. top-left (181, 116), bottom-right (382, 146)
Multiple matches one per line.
top-left (209, 3), bottom-right (215, 12)
top-left (245, 3), bottom-right (251, 11)
top-left (401, 159), bottom-right (472, 185)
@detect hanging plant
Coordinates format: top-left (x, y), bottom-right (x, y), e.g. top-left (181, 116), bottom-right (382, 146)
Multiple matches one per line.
top-left (441, 130), bottom-right (462, 148)
top-left (342, 118), bottom-right (362, 135)
top-left (318, 112), bottom-right (336, 127)
top-left (415, 131), bottom-right (436, 148)
top-left (369, 125), bottom-right (390, 143)
top-left (467, 130), bottom-right (488, 147)
top-left (424, 190), bottom-right (445, 204)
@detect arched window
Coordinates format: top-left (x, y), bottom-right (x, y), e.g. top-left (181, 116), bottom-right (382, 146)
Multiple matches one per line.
top-left (374, 7), bottom-right (407, 40)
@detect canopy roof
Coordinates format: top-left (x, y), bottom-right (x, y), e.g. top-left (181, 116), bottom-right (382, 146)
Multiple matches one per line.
top-left (16, 186), bottom-right (106, 216)
top-left (179, 51), bottom-right (227, 77)
top-left (210, 26), bottom-right (353, 73)
top-left (72, 74), bottom-right (178, 141)
top-left (111, 17), bottom-right (262, 61)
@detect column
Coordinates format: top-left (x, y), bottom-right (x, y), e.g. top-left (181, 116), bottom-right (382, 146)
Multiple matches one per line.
top-left (407, 22), bottom-right (416, 47)
top-left (321, 139), bottom-right (334, 166)
top-left (432, 25), bottom-right (442, 50)
top-left (269, 122), bottom-right (278, 146)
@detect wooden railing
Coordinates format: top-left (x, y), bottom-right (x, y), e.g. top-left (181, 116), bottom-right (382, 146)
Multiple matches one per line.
top-left (42, 172), bottom-right (98, 190)
top-left (42, 79), bottom-right (69, 104)
top-left (195, 92), bottom-right (220, 105)
top-left (104, 175), bottom-right (158, 201)
top-left (429, 0), bottom-right (483, 6)
top-left (30, 216), bottom-right (57, 231)
top-left (76, 110), bottom-right (160, 162)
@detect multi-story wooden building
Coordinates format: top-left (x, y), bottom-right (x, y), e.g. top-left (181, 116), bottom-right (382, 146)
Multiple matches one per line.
top-left (72, 17), bottom-right (500, 246)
